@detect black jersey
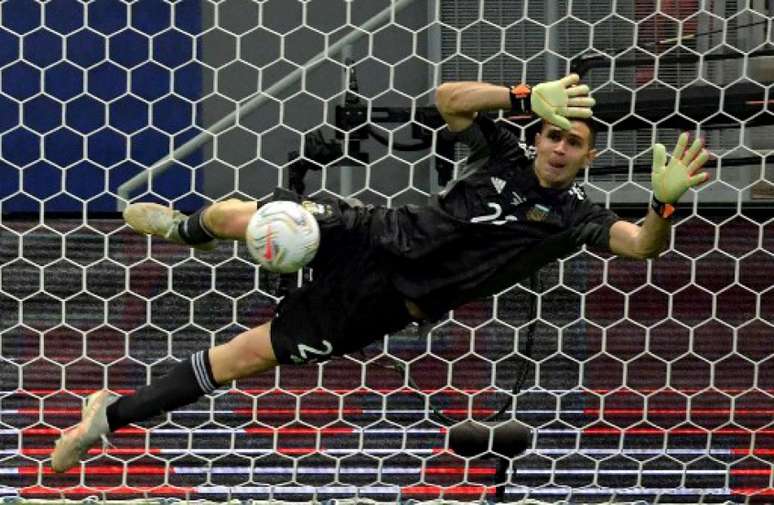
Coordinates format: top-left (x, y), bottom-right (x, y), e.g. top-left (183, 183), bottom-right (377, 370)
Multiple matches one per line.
top-left (374, 114), bottom-right (620, 317)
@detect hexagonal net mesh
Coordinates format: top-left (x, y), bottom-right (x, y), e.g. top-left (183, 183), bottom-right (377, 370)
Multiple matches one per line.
top-left (0, 0), bottom-right (772, 503)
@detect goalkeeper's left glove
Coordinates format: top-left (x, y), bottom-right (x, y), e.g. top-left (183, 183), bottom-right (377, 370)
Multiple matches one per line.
top-left (531, 73), bottom-right (595, 130)
top-left (651, 132), bottom-right (711, 217)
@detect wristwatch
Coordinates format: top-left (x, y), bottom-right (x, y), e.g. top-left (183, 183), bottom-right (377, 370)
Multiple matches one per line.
top-left (509, 84), bottom-right (531, 114)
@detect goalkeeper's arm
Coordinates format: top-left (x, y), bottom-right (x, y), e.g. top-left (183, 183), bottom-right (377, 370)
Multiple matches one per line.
top-left (609, 132), bottom-right (711, 259)
top-left (435, 73), bottom-right (594, 132)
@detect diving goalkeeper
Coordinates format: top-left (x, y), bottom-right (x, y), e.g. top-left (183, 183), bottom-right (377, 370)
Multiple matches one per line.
top-left (51, 74), bottom-right (710, 472)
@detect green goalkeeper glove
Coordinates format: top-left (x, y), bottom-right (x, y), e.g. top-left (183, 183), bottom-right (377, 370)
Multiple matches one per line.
top-left (652, 132), bottom-right (711, 207)
top-left (531, 74), bottom-right (595, 130)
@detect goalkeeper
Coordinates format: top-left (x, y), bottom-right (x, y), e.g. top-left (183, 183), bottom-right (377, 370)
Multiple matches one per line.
top-left (51, 74), bottom-right (710, 472)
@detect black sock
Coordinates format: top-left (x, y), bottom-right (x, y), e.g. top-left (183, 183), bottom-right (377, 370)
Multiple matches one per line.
top-left (177, 207), bottom-right (217, 245)
top-left (106, 350), bottom-right (219, 431)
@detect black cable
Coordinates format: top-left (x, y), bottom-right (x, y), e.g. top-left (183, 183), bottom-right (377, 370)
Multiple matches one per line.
top-left (573, 20), bottom-right (774, 75)
top-left (366, 125), bottom-right (432, 151)
top-left (367, 271), bottom-right (541, 427)
top-left (573, 46), bottom-right (774, 76)
top-left (608, 19), bottom-right (770, 55)
top-left (482, 271), bottom-right (539, 422)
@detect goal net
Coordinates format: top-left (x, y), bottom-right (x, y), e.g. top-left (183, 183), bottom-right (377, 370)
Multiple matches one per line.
top-left (1, 0), bottom-right (772, 503)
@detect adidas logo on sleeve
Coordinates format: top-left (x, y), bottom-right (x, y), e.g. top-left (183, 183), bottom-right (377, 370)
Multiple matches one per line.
top-left (491, 176), bottom-right (506, 194)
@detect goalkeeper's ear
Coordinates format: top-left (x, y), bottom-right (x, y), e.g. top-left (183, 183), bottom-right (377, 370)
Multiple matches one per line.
top-left (577, 117), bottom-right (599, 163)
top-left (585, 146), bottom-right (598, 166)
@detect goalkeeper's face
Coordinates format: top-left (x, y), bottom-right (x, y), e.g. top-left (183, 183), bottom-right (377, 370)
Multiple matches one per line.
top-left (533, 121), bottom-right (597, 189)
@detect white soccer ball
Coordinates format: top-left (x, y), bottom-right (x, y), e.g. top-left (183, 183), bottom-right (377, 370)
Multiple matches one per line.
top-left (245, 201), bottom-right (320, 273)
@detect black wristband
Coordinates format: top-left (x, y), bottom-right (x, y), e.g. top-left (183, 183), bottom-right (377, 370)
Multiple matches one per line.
top-left (650, 195), bottom-right (676, 219)
top-left (508, 84), bottom-right (531, 114)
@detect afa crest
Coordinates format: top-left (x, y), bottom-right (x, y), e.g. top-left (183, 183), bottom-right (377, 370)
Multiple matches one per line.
top-left (526, 204), bottom-right (551, 222)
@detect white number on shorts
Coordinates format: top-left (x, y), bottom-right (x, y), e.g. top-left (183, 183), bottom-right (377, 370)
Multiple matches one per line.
top-left (291, 340), bottom-right (333, 363)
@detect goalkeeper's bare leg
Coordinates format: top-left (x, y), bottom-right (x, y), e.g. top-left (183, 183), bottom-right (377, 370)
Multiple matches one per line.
top-left (52, 199), bottom-right (279, 473)
top-left (51, 320), bottom-right (279, 472)
top-left (122, 198), bottom-right (258, 247)
top-left (53, 198), bottom-right (289, 472)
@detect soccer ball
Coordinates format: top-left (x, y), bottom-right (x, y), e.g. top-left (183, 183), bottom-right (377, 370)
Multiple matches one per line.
top-left (245, 201), bottom-right (320, 273)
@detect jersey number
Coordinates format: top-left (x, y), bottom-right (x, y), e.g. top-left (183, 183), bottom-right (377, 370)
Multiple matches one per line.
top-left (470, 202), bottom-right (517, 225)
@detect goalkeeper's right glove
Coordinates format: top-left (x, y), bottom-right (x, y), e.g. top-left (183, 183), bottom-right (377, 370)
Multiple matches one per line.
top-left (650, 132), bottom-right (711, 217)
top-left (531, 73), bottom-right (595, 130)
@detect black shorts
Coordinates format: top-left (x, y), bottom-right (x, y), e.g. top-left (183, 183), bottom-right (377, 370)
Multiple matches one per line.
top-left (268, 189), bottom-right (413, 364)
